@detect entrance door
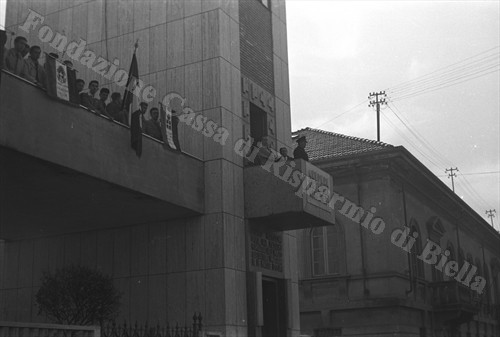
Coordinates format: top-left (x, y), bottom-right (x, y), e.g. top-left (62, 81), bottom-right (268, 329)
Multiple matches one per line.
top-left (262, 277), bottom-right (286, 337)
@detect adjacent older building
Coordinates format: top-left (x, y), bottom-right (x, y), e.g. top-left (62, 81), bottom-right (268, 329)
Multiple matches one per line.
top-left (294, 128), bottom-right (500, 337)
top-left (0, 1), bottom-right (335, 336)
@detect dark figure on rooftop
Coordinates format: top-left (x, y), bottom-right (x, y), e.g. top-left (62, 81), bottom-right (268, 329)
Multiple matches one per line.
top-left (293, 135), bottom-right (309, 161)
top-left (80, 80), bottom-right (100, 112)
top-left (5, 36), bottom-right (28, 75)
top-left (21, 45), bottom-right (45, 87)
top-left (106, 92), bottom-right (128, 125)
top-left (143, 107), bottom-right (162, 140)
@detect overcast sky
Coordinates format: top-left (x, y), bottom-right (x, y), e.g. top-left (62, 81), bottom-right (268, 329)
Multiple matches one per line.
top-left (286, 0), bottom-right (500, 228)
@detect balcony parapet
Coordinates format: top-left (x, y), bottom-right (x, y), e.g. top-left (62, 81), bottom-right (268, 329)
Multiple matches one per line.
top-left (244, 158), bottom-right (335, 230)
top-left (0, 70), bottom-right (204, 238)
top-left (429, 280), bottom-right (480, 324)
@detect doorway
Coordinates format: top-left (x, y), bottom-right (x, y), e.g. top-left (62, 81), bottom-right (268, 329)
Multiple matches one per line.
top-left (262, 277), bottom-right (286, 337)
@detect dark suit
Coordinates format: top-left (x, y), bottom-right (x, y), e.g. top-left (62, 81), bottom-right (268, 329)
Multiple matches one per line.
top-left (293, 146), bottom-right (309, 161)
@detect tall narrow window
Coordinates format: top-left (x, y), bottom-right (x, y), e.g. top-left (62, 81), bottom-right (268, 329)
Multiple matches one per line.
top-left (410, 225), bottom-right (424, 278)
top-left (249, 103), bottom-right (267, 143)
top-left (444, 242), bottom-right (455, 281)
top-left (311, 225), bottom-right (342, 276)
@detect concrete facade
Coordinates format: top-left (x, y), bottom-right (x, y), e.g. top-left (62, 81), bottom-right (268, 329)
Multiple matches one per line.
top-left (0, 1), bottom-right (311, 336)
top-left (294, 129), bottom-right (500, 337)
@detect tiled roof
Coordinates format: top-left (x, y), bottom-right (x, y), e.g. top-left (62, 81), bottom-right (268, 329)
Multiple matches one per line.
top-left (291, 127), bottom-right (394, 161)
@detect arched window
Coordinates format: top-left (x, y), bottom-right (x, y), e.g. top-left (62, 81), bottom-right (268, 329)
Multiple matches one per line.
top-left (483, 264), bottom-right (491, 306)
top-left (467, 253), bottom-right (473, 267)
top-left (475, 258), bottom-right (482, 278)
top-left (410, 224), bottom-right (424, 278)
top-left (458, 248), bottom-right (464, 265)
top-left (426, 217), bottom-right (445, 282)
top-left (311, 225), bottom-right (343, 276)
top-left (444, 242), bottom-right (455, 281)
top-left (491, 258), bottom-right (500, 304)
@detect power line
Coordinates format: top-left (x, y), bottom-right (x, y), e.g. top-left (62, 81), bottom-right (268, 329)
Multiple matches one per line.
top-left (391, 67), bottom-right (500, 102)
top-left (457, 171), bottom-right (494, 209)
top-left (313, 99), bottom-right (368, 129)
top-left (389, 61), bottom-right (499, 98)
top-left (384, 105), bottom-right (495, 214)
top-left (386, 103), bottom-right (452, 168)
top-left (384, 46), bottom-right (500, 102)
top-left (368, 91), bottom-right (387, 142)
top-left (385, 46), bottom-right (500, 91)
top-left (380, 112), bottom-right (443, 170)
top-left (437, 170), bottom-right (500, 177)
top-left (445, 167), bottom-right (459, 192)
top-left (486, 209), bottom-right (496, 228)
top-left (388, 53), bottom-right (499, 95)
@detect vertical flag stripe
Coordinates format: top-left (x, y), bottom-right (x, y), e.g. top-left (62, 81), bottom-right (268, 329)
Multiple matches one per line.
top-left (124, 52), bottom-right (142, 157)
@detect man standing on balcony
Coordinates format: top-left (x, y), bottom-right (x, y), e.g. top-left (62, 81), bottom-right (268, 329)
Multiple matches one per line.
top-left (143, 107), bottom-right (162, 140)
top-left (5, 36), bottom-right (28, 76)
top-left (293, 135), bottom-right (309, 161)
top-left (96, 88), bottom-right (110, 116)
top-left (106, 92), bottom-right (128, 124)
top-left (80, 80), bottom-right (100, 113)
top-left (21, 45), bottom-right (45, 87)
top-left (75, 79), bottom-right (85, 104)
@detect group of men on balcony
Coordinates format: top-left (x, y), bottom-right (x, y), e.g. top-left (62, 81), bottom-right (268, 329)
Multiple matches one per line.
top-left (252, 134), bottom-right (309, 166)
top-left (2, 35), bottom-right (162, 142)
top-left (4, 36), bottom-right (45, 86)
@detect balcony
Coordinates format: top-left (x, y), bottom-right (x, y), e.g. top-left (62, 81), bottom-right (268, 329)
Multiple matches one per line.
top-left (0, 70), bottom-right (204, 239)
top-left (429, 281), bottom-right (481, 325)
top-left (244, 158), bottom-right (335, 230)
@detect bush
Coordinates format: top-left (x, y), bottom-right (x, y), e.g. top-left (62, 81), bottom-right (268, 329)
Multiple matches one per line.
top-left (36, 265), bottom-right (122, 325)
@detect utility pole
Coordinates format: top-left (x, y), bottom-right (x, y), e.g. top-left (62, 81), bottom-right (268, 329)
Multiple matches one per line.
top-left (486, 209), bottom-right (496, 228)
top-left (368, 91), bottom-right (387, 142)
top-left (445, 167), bottom-right (459, 192)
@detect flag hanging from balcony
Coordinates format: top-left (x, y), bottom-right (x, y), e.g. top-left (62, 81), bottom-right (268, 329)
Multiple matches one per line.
top-left (44, 53), bottom-right (78, 104)
top-left (122, 45), bottom-right (142, 157)
top-left (159, 103), bottom-right (181, 152)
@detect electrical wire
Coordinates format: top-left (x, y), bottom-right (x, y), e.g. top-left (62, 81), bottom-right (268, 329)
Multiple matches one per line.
top-left (389, 60), bottom-right (499, 98)
top-left (313, 99), bottom-right (369, 129)
top-left (385, 46), bottom-right (500, 91)
top-left (391, 67), bottom-right (500, 102)
top-left (389, 53), bottom-right (499, 95)
top-left (385, 104), bottom-right (496, 214)
top-left (458, 171), bottom-right (495, 209)
top-left (438, 170), bottom-right (500, 177)
top-left (380, 111), bottom-right (443, 170)
top-left (384, 46), bottom-right (500, 102)
top-left (386, 103), bottom-right (452, 168)
top-left (388, 101), bottom-right (454, 168)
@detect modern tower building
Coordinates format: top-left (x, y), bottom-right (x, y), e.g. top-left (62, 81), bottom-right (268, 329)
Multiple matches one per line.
top-left (0, 1), bottom-right (335, 336)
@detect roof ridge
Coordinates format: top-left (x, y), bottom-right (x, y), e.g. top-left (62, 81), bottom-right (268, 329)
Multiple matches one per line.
top-left (293, 127), bottom-right (394, 148)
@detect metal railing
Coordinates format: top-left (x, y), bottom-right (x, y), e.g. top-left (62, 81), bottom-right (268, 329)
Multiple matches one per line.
top-left (0, 321), bottom-right (100, 337)
top-left (101, 313), bottom-right (203, 337)
top-left (429, 280), bottom-right (481, 310)
top-left (0, 313), bottom-right (203, 337)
